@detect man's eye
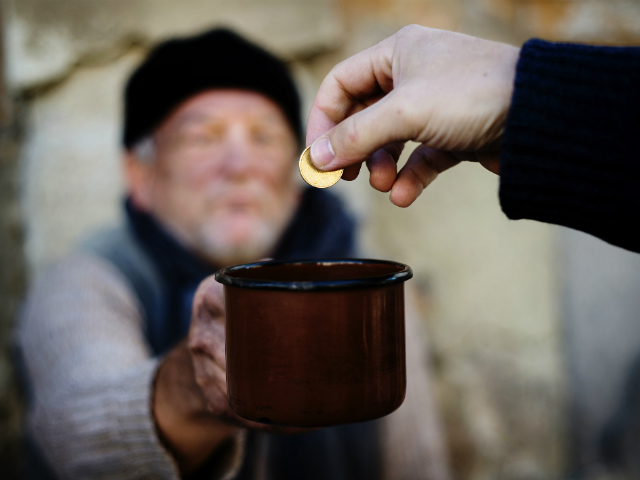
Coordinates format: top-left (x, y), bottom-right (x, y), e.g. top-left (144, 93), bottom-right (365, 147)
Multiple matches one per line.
top-left (192, 134), bottom-right (215, 144)
top-left (184, 132), bottom-right (223, 145)
top-left (253, 131), bottom-right (282, 144)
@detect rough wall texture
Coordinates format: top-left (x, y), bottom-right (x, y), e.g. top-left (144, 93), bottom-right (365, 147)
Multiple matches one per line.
top-left (560, 230), bottom-right (640, 467)
top-left (0, 6), bottom-right (26, 475)
top-left (0, 116), bottom-right (25, 478)
top-left (5, 0), bottom-right (344, 91)
top-left (2, 0), bottom-right (640, 479)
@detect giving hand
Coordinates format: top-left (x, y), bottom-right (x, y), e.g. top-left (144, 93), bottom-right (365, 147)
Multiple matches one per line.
top-left (306, 25), bottom-right (519, 207)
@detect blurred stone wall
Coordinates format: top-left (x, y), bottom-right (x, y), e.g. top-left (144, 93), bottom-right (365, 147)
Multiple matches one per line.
top-left (0, 6), bottom-right (26, 476)
top-left (2, 0), bottom-right (640, 479)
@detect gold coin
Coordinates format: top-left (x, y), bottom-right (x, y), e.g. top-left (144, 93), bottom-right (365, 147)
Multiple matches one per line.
top-left (298, 146), bottom-right (343, 189)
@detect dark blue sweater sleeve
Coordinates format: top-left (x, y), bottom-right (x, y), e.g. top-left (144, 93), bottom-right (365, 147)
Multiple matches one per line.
top-left (499, 39), bottom-right (640, 253)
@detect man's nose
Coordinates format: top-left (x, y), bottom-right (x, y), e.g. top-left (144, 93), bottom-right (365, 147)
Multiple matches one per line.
top-left (220, 125), bottom-right (253, 178)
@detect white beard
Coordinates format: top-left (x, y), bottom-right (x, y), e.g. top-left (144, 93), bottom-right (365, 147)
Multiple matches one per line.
top-left (191, 177), bottom-right (300, 267)
top-left (195, 214), bottom-right (287, 267)
top-left (160, 172), bottom-right (301, 268)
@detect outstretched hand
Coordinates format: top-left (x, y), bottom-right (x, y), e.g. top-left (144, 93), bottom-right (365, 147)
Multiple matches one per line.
top-left (188, 276), bottom-right (309, 434)
top-left (306, 25), bottom-right (518, 207)
top-left (153, 276), bottom-right (306, 475)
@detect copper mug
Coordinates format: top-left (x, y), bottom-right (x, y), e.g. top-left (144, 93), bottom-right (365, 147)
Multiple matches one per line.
top-left (215, 259), bottom-right (412, 427)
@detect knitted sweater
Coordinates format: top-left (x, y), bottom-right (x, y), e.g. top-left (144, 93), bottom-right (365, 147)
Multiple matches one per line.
top-left (500, 39), bottom-right (640, 253)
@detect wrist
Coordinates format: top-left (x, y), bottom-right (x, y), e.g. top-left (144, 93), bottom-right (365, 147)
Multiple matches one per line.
top-left (153, 342), bottom-right (238, 475)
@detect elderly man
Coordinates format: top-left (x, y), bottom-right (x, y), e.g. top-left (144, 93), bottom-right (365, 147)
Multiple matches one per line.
top-left (17, 29), bottom-right (448, 480)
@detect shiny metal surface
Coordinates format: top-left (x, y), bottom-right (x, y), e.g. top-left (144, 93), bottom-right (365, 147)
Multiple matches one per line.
top-left (298, 146), bottom-right (343, 188)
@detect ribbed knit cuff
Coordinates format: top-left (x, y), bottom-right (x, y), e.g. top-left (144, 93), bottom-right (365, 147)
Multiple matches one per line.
top-left (499, 39), bottom-right (640, 253)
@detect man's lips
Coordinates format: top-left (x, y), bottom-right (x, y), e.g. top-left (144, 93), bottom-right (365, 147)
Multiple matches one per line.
top-left (215, 197), bottom-right (261, 214)
top-left (207, 186), bottom-right (271, 215)
top-left (227, 203), bottom-right (254, 213)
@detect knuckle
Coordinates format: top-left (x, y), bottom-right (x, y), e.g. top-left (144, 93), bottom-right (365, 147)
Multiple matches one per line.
top-left (410, 166), bottom-right (428, 190)
top-left (202, 297), bottom-right (225, 319)
top-left (345, 117), bottom-right (360, 144)
top-left (397, 24), bottom-right (422, 40)
top-left (198, 275), bottom-right (219, 293)
top-left (384, 141), bottom-right (404, 159)
top-left (187, 334), bottom-right (200, 351)
top-left (328, 62), bottom-right (343, 78)
top-left (402, 24), bottom-right (420, 33)
top-left (188, 337), bottom-right (208, 356)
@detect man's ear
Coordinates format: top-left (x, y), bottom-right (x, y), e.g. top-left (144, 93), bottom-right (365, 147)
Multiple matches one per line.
top-left (123, 150), bottom-right (155, 212)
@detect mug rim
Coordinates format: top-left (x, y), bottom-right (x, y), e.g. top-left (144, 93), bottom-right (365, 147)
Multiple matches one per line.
top-left (215, 258), bottom-right (413, 291)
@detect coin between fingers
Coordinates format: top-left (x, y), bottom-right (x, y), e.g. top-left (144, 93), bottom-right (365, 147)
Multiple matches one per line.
top-left (299, 146), bottom-right (343, 188)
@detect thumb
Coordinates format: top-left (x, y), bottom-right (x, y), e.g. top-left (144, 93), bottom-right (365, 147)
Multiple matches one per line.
top-left (309, 91), bottom-right (411, 172)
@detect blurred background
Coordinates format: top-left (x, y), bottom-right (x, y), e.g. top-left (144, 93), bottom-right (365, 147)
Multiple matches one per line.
top-left (2, 0), bottom-right (640, 478)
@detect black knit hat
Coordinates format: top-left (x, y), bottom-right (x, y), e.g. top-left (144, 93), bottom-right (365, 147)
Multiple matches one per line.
top-left (123, 28), bottom-right (302, 148)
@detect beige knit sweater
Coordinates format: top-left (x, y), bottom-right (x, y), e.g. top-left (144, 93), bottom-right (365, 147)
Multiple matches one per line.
top-left (17, 253), bottom-right (450, 480)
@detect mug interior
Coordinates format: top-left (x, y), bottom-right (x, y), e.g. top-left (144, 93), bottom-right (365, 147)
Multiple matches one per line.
top-left (228, 261), bottom-right (403, 282)
top-left (216, 259), bottom-right (412, 291)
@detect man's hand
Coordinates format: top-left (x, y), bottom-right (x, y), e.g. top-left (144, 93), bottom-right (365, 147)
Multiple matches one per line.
top-left (188, 277), bottom-right (271, 429)
top-left (187, 277), bottom-right (237, 424)
top-left (154, 276), bottom-right (309, 475)
top-left (306, 24), bottom-right (518, 207)
top-left (188, 276), bottom-right (309, 433)
top-left (153, 327), bottom-right (237, 475)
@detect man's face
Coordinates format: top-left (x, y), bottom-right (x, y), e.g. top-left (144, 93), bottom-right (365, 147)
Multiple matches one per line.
top-left (127, 89), bottom-right (301, 266)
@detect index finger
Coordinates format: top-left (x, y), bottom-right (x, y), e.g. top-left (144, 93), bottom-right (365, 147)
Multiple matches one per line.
top-left (192, 276), bottom-right (225, 320)
top-left (305, 36), bottom-right (395, 146)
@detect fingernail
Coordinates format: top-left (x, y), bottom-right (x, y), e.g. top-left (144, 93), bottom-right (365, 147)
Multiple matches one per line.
top-left (310, 137), bottom-right (335, 169)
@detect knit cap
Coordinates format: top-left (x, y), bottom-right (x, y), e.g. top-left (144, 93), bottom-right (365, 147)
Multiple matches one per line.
top-left (123, 28), bottom-right (302, 148)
